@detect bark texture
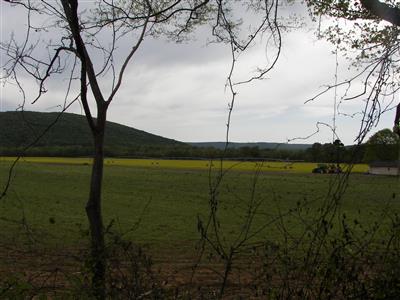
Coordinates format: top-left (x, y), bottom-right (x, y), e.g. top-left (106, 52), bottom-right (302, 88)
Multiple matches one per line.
top-left (86, 118), bottom-right (106, 300)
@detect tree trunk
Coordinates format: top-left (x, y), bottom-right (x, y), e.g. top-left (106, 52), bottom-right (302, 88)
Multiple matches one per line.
top-left (86, 114), bottom-right (107, 300)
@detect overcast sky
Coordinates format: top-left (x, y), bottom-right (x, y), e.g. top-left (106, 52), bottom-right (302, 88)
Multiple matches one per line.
top-left (0, 1), bottom-right (396, 145)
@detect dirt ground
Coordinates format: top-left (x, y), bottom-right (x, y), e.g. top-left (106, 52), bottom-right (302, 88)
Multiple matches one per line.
top-left (0, 243), bottom-right (266, 299)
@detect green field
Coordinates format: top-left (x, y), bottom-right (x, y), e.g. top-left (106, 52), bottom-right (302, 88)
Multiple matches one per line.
top-left (0, 157), bottom-right (397, 250)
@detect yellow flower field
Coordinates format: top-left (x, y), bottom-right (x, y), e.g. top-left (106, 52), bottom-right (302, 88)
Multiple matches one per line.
top-left (0, 156), bottom-right (369, 173)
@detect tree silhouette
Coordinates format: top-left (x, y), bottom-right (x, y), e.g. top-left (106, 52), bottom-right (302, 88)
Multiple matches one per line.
top-left (1, 0), bottom-right (283, 297)
top-left (364, 128), bottom-right (399, 161)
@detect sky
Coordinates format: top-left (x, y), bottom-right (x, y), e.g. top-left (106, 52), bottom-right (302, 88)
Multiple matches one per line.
top-left (0, 1), bottom-right (397, 146)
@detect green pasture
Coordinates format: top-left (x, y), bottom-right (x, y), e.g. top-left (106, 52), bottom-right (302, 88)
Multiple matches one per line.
top-left (0, 158), bottom-right (397, 251)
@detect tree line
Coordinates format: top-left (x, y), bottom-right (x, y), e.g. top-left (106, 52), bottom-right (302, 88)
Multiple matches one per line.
top-left (2, 128), bottom-right (398, 163)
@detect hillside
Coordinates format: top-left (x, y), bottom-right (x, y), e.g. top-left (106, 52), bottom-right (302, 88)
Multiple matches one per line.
top-left (189, 141), bottom-right (311, 151)
top-left (0, 111), bottom-right (182, 156)
top-left (0, 111), bottom-right (329, 160)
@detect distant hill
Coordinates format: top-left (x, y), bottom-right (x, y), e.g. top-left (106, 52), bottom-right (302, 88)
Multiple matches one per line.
top-left (0, 111), bottom-right (313, 158)
top-left (189, 142), bottom-right (312, 151)
top-left (0, 111), bottom-right (182, 156)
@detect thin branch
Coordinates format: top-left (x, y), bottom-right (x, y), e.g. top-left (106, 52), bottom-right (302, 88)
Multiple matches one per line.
top-left (107, 11), bottom-right (150, 103)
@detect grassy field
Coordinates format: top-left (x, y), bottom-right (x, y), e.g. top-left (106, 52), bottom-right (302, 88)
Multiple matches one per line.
top-left (0, 157), bottom-right (397, 251)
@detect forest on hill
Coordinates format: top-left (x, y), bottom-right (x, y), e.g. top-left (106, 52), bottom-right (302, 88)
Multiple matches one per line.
top-left (0, 111), bottom-right (182, 157)
top-left (1, 111), bottom-right (398, 163)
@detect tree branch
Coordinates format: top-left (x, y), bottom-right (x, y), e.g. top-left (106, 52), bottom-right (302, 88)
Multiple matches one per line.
top-left (61, 0), bottom-right (105, 105)
top-left (107, 12), bottom-right (150, 103)
top-left (360, 0), bottom-right (400, 26)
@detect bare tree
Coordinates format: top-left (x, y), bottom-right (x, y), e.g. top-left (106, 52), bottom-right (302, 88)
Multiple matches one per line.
top-left (305, 0), bottom-right (400, 139)
top-left (192, 1), bottom-right (400, 297)
top-left (1, 0), bottom-right (283, 297)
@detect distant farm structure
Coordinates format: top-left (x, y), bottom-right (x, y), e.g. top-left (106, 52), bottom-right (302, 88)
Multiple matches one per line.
top-left (368, 161), bottom-right (400, 176)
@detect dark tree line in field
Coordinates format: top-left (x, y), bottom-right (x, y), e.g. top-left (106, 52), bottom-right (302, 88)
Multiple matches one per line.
top-left (1, 125), bottom-right (398, 163)
top-left (2, 133), bottom-right (397, 163)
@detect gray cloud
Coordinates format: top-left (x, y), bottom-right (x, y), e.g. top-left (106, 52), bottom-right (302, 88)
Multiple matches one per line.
top-left (1, 1), bottom-right (396, 145)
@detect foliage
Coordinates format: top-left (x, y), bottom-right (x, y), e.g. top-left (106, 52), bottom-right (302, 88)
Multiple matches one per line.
top-left (254, 208), bottom-right (400, 299)
top-left (364, 128), bottom-right (400, 161)
top-left (367, 128), bottom-right (399, 145)
top-left (306, 0), bottom-right (400, 65)
top-left (305, 0), bottom-right (400, 141)
top-left (0, 111), bottom-right (181, 149)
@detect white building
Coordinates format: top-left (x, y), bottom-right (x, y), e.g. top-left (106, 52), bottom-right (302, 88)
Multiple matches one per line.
top-left (368, 161), bottom-right (400, 176)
